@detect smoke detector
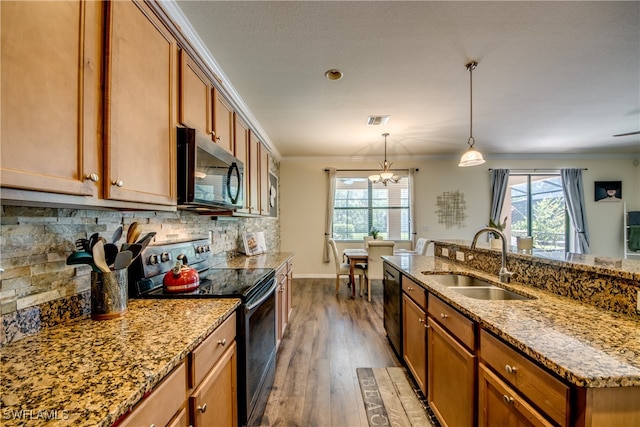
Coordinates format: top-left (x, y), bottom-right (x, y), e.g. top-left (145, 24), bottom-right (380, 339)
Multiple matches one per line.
top-left (367, 115), bottom-right (390, 125)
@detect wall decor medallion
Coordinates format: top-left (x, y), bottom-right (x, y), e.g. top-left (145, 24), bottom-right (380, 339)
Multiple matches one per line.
top-left (435, 190), bottom-right (467, 228)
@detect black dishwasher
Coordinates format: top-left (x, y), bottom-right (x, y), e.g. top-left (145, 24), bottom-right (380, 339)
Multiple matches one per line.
top-left (383, 262), bottom-right (402, 358)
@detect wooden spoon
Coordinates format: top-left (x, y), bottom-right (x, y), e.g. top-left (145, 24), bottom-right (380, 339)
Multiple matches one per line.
top-left (92, 240), bottom-right (111, 273)
top-left (126, 222), bottom-right (142, 244)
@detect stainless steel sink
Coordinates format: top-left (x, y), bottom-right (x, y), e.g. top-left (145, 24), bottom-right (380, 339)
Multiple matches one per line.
top-left (421, 273), bottom-right (535, 300)
top-left (450, 286), bottom-right (535, 301)
top-left (422, 273), bottom-right (493, 287)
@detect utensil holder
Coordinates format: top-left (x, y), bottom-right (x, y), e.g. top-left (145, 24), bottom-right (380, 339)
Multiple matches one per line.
top-left (91, 269), bottom-right (128, 320)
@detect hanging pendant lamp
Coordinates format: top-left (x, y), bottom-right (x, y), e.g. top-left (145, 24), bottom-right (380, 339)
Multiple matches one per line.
top-left (458, 61), bottom-right (486, 167)
top-left (369, 133), bottom-right (400, 186)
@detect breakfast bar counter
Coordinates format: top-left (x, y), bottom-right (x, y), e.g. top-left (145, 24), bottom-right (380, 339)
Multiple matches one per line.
top-left (0, 298), bottom-right (240, 426)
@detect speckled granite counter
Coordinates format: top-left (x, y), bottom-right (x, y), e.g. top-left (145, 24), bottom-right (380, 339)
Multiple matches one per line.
top-left (384, 255), bottom-right (640, 388)
top-left (213, 252), bottom-right (294, 270)
top-left (0, 298), bottom-right (240, 426)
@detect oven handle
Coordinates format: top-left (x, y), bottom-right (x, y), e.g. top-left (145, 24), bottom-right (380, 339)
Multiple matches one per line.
top-left (245, 278), bottom-right (278, 312)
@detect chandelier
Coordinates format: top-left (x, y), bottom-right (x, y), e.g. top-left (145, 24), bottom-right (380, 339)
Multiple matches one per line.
top-left (458, 61), bottom-right (486, 167)
top-left (368, 133), bottom-right (400, 186)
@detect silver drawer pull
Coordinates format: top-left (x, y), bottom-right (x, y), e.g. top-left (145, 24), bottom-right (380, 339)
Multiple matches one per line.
top-left (198, 403), bottom-right (208, 413)
top-left (505, 364), bottom-right (518, 374)
top-left (502, 395), bottom-right (514, 405)
top-left (440, 313), bottom-right (448, 319)
top-left (85, 173), bottom-right (99, 182)
top-left (218, 338), bottom-right (227, 346)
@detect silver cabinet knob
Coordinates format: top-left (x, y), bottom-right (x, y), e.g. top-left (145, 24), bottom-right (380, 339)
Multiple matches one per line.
top-left (112, 179), bottom-right (124, 187)
top-left (85, 173), bottom-right (99, 182)
top-left (505, 364), bottom-right (518, 374)
top-left (218, 338), bottom-right (227, 346)
top-left (197, 403), bottom-right (207, 413)
top-left (440, 313), bottom-right (448, 319)
top-left (502, 395), bottom-right (514, 405)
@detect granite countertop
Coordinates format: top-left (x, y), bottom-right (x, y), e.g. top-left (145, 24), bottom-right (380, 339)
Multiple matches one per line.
top-left (0, 298), bottom-right (240, 426)
top-left (384, 255), bottom-right (640, 388)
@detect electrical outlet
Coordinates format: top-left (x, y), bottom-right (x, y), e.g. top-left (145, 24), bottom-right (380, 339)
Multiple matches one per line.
top-left (456, 251), bottom-right (465, 261)
top-left (441, 248), bottom-right (449, 257)
top-left (422, 225), bottom-right (429, 232)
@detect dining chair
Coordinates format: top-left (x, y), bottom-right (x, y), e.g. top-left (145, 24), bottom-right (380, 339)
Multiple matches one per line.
top-left (413, 238), bottom-right (429, 255)
top-left (328, 239), bottom-right (365, 296)
top-left (363, 236), bottom-right (374, 249)
top-left (363, 240), bottom-right (395, 301)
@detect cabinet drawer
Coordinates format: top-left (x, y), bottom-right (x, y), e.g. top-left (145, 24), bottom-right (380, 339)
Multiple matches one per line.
top-left (190, 312), bottom-right (237, 388)
top-left (402, 276), bottom-right (426, 309)
top-left (480, 329), bottom-right (570, 426)
top-left (428, 294), bottom-right (475, 350)
top-left (120, 361), bottom-right (187, 427)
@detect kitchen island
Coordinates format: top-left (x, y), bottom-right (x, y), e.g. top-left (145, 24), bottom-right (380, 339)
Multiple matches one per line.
top-left (384, 254), bottom-right (640, 426)
top-left (0, 298), bottom-right (240, 426)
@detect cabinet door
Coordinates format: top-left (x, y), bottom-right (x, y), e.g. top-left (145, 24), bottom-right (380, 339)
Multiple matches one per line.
top-left (478, 363), bottom-right (553, 427)
top-left (286, 259), bottom-right (293, 319)
top-left (403, 293), bottom-right (427, 395)
top-left (248, 131), bottom-right (261, 214)
top-left (103, 0), bottom-right (176, 205)
top-left (259, 144), bottom-right (270, 215)
top-left (428, 317), bottom-right (476, 427)
top-left (1, 0), bottom-right (101, 196)
top-left (190, 342), bottom-right (237, 427)
top-left (179, 50), bottom-right (212, 135)
top-left (233, 115), bottom-right (250, 214)
top-left (213, 87), bottom-right (234, 154)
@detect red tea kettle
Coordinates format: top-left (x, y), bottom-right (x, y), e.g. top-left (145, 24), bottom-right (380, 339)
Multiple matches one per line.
top-left (163, 256), bottom-right (200, 293)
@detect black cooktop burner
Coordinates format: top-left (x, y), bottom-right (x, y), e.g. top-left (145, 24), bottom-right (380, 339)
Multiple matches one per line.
top-left (143, 268), bottom-right (275, 302)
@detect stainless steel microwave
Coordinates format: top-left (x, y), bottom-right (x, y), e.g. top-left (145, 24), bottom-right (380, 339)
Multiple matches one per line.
top-left (177, 127), bottom-right (244, 210)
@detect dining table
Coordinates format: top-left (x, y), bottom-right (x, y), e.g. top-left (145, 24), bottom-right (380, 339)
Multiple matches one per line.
top-left (342, 248), bottom-right (411, 298)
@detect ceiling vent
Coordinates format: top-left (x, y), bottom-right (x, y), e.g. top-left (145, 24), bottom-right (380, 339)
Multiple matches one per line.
top-left (367, 115), bottom-right (390, 125)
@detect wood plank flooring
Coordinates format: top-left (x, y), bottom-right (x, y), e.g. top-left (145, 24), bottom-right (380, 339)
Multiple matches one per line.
top-left (258, 277), bottom-right (402, 427)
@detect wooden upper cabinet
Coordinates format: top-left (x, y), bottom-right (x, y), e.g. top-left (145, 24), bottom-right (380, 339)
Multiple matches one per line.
top-left (0, 0), bottom-right (102, 196)
top-left (212, 87), bottom-right (234, 154)
top-left (103, 0), bottom-right (177, 206)
top-left (234, 115), bottom-right (250, 214)
top-left (259, 144), bottom-right (270, 216)
top-left (179, 50), bottom-right (212, 136)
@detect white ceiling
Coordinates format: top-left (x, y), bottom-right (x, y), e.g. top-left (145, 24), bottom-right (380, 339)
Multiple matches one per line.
top-left (174, 1), bottom-right (640, 160)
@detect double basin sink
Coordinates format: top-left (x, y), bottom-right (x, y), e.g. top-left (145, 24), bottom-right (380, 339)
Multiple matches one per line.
top-left (421, 273), bottom-right (535, 301)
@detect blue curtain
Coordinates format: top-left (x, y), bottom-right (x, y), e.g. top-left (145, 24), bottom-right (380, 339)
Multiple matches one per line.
top-left (489, 169), bottom-right (510, 226)
top-left (561, 169), bottom-right (590, 254)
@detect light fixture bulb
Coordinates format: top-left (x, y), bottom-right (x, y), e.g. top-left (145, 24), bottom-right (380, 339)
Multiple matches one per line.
top-left (380, 172), bottom-right (394, 180)
top-left (369, 174), bottom-right (380, 182)
top-left (458, 146), bottom-right (486, 167)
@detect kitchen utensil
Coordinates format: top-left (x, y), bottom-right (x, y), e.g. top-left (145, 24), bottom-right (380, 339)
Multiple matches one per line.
top-left (92, 240), bottom-right (111, 273)
top-left (126, 222), bottom-right (142, 244)
top-left (127, 243), bottom-right (143, 264)
top-left (136, 231), bottom-right (156, 247)
top-left (163, 260), bottom-right (200, 293)
top-left (104, 243), bottom-right (119, 267)
top-left (114, 250), bottom-right (133, 270)
top-left (111, 225), bottom-right (123, 245)
top-left (66, 251), bottom-right (100, 272)
top-left (88, 232), bottom-right (99, 250)
top-left (75, 238), bottom-right (90, 252)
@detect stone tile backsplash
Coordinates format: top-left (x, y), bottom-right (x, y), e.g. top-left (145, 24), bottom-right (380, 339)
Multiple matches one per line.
top-left (0, 206), bottom-right (279, 345)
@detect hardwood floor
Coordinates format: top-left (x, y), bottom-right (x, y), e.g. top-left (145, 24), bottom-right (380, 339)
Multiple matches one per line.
top-left (259, 277), bottom-right (402, 427)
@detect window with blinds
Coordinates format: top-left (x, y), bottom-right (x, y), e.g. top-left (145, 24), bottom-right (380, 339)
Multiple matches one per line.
top-left (332, 172), bottom-right (411, 241)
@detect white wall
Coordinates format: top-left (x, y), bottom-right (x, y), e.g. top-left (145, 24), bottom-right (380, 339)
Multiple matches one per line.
top-left (280, 156), bottom-right (640, 276)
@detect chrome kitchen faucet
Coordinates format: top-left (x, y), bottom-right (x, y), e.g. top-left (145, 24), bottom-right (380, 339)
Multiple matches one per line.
top-left (470, 227), bottom-right (515, 283)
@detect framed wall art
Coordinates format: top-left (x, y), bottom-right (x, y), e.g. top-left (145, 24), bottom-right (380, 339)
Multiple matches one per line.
top-left (594, 181), bottom-right (622, 202)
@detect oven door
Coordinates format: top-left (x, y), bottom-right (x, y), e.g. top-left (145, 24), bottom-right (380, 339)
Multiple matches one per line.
top-left (241, 278), bottom-right (277, 426)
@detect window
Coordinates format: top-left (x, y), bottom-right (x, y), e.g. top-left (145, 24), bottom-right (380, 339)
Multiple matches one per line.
top-left (332, 173), bottom-right (411, 241)
top-left (501, 174), bottom-right (567, 254)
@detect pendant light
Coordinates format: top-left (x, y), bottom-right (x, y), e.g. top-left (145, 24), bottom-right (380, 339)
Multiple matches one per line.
top-left (458, 61), bottom-right (486, 167)
top-left (368, 133), bottom-right (400, 186)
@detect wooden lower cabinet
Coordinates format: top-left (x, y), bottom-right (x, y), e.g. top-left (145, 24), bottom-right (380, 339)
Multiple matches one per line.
top-left (276, 258), bottom-right (294, 348)
top-left (478, 363), bottom-right (553, 427)
top-left (402, 292), bottom-right (427, 395)
top-left (167, 407), bottom-right (190, 427)
top-left (118, 362), bottom-right (188, 427)
top-left (190, 342), bottom-right (237, 427)
top-left (427, 317), bottom-right (476, 427)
